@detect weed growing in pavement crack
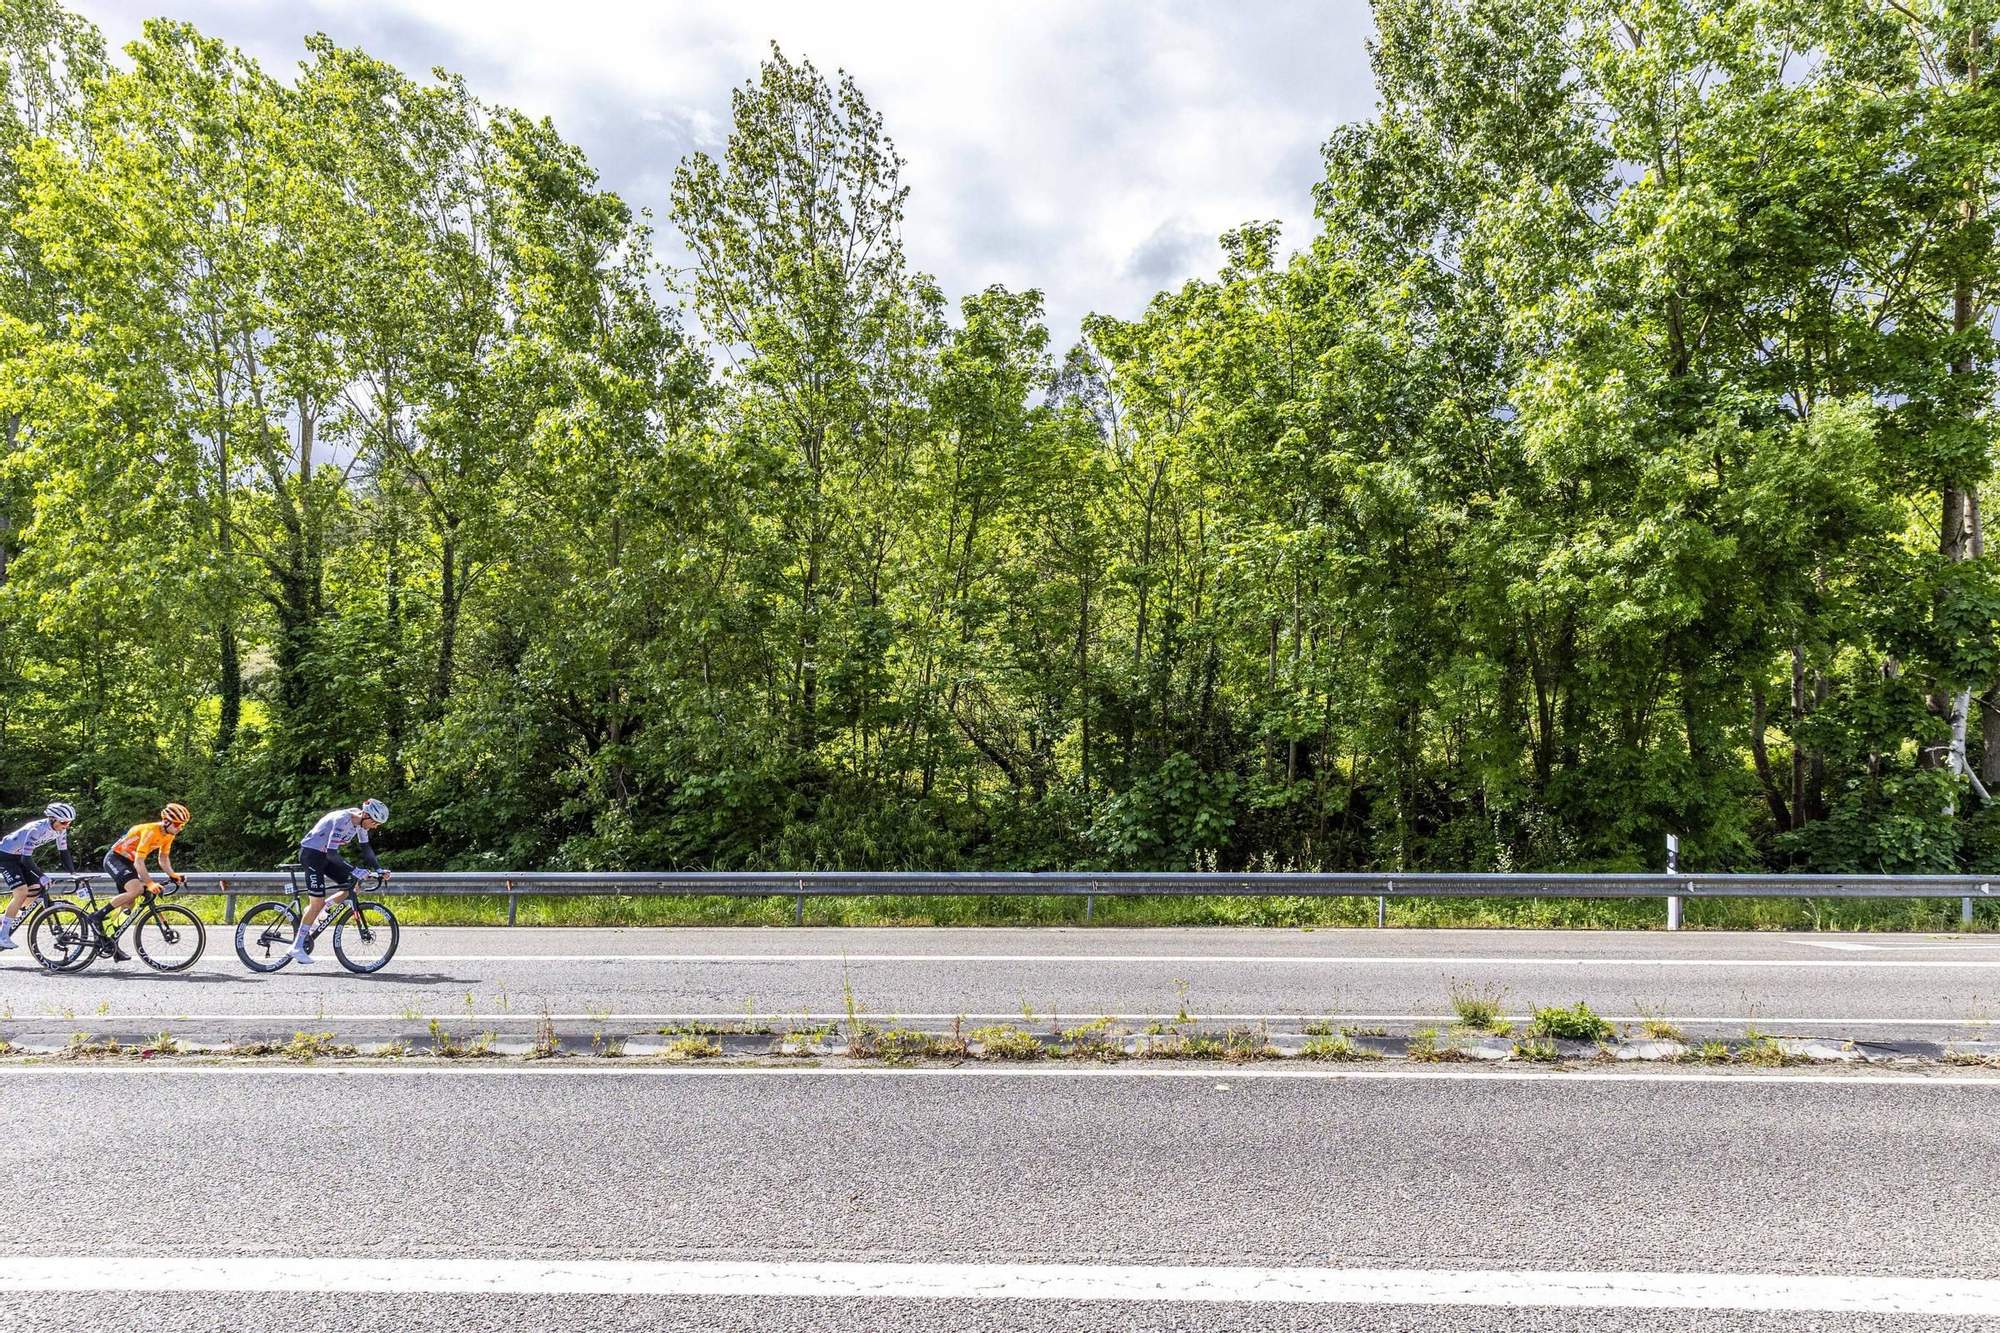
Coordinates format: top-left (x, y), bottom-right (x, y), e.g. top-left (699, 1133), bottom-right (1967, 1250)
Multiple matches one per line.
top-left (1511, 1036), bottom-right (1561, 1063)
top-left (427, 1020), bottom-right (496, 1059)
top-left (61, 1033), bottom-right (121, 1060)
top-left (1946, 1050), bottom-right (2000, 1067)
top-left (1633, 1006), bottom-right (1685, 1043)
top-left (1449, 980), bottom-right (1507, 1033)
top-left (529, 1005), bottom-right (562, 1060)
top-left (1060, 1017), bottom-right (1127, 1061)
top-left (971, 1024), bottom-right (1045, 1060)
top-left (1529, 1003), bottom-right (1613, 1042)
top-left (1405, 1027), bottom-right (1475, 1063)
top-left (851, 1027), bottom-right (966, 1064)
top-left (661, 1036), bottom-right (722, 1061)
top-left (1300, 1034), bottom-right (1382, 1062)
top-left (1142, 1030), bottom-right (1222, 1060)
top-left (775, 1025), bottom-right (836, 1056)
top-left (143, 1030), bottom-right (181, 1057)
top-left (1737, 1030), bottom-right (1810, 1068)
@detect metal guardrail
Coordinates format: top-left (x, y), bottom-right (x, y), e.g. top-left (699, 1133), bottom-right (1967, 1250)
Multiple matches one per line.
top-left (78, 868), bottom-right (2000, 928)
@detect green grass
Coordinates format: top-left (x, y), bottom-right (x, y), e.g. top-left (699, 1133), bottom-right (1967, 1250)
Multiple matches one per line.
top-left (164, 892), bottom-right (2000, 931)
top-left (1300, 1034), bottom-right (1382, 1062)
top-left (1448, 979), bottom-right (1509, 1033)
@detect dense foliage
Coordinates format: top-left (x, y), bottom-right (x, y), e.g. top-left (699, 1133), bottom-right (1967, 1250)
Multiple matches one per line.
top-left (0, 0), bottom-right (1994, 874)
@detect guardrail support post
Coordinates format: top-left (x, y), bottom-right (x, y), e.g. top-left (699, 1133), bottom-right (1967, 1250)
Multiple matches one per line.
top-left (1666, 834), bottom-right (1682, 931)
top-left (1085, 893), bottom-right (1094, 924)
top-left (1965, 896), bottom-right (1975, 926)
top-left (1377, 895), bottom-right (1386, 928)
top-left (223, 880), bottom-right (235, 925)
top-left (506, 881), bottom-right (518, 927)
top-left (796, 882), bottom-right (805, 926)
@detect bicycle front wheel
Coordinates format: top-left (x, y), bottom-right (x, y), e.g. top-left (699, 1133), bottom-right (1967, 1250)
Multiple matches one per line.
top-left (234, 902), bottom-right (297, 973)
top-left (134, 903), bottom-right (206, 973)
top-left (26, 902), bottom-right (94, 973)
top-left (333, 901), bottom-right (399, 973)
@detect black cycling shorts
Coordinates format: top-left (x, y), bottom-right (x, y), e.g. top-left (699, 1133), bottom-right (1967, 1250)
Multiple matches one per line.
top-left (0, 852), bottom-right (43, 890)
top-left (299, 846), bottom-right (356, 897)
top-left (102, 851), bottom-right (140, 889)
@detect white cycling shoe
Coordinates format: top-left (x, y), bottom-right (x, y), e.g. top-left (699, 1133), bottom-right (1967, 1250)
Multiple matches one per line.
top-left (287, 946), bottom-right (316, 965)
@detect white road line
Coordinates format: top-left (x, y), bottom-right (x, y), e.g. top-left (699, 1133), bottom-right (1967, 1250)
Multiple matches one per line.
top-left (0, 1258), bottom-right (1993, 1311)
top-left (0, 1063), bottom-right (1994, 1088)
top-left (379, 953), bottom-right (2000, 967)
top-left (9, 1011), bottom-right (1998, 1027)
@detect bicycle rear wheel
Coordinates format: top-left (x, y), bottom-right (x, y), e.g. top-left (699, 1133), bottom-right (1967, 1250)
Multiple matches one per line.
top-left (26, 902), bottom-right (93, 973)
top-left (134, 903), bottom-right (205, 973)
top-left (333, 901), bottom-right (399, 973)
top-left (233, 902), bottom-right (297, 973)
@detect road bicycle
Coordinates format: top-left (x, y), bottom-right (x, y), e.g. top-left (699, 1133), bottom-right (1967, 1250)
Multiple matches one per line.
top-left (234, 867), bottom-right (399, 974)
top-left (27, 876), bottom-right (206, 973)
top-left (13, 875), bottom-right (86, 970)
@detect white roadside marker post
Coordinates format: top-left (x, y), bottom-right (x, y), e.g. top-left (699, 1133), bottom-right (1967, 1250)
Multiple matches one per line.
top-left (1666, 834), bottom-right (1682, 932)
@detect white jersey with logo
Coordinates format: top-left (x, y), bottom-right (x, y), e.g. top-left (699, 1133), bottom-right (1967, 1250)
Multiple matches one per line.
top-left (301, 809), bottom-right (371, 854)
top-left (0, 818), bottom-right (68, 858)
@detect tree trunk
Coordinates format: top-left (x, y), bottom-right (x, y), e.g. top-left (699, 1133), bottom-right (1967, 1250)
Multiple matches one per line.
top-left (1751, 683), bottom-right (1791, 829)
top-left (434, 525), bottom-right (458, 708)
top-left (1078, 580), bottom-right (1091, 811)
top-left (384, 533), bottom-right (406, 793)
top-left (213, 380), bottom-right (237, 755)
top-left (798, 534), bottom-right (820, 755)
top-left (217, 623), bottom-right (240, 756)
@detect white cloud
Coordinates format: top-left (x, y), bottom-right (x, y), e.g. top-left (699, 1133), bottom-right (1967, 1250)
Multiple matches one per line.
top-left (68, 0), bottom-right (1380, 345)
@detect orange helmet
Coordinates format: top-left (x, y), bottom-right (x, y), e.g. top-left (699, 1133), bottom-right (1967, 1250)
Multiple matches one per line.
top-left (161, 802), bottom-right (191, 826)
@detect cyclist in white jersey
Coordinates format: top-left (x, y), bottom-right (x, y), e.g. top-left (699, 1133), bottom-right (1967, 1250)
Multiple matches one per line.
top-left (290, 799), bottom-right (390, 964)
top-left (0, 802), bottom-right (79, 950)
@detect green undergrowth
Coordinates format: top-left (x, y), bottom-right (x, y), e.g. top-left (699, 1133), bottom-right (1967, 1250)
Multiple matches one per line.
top-left (150, 891), bottom-right (2000, 932)
top-left (1529, 1003), bottom-right (1615, 1043)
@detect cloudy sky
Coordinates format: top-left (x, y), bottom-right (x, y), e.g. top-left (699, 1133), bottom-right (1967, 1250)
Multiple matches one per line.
top-left (68, 1), bottom-right (1381, 346)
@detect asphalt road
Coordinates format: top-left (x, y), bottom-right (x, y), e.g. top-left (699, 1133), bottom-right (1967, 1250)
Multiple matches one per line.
top-left (6, 926), bottom-right (2000, 1043)
top-left (0, 1062), bottom-right (1996, 1330)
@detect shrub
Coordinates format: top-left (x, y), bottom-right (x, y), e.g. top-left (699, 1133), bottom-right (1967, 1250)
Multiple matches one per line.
top-left (1530, 1003), bottom-right (1613, 1042)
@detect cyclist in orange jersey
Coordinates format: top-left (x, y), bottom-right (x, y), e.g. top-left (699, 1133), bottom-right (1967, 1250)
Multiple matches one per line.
top-left (92, 803), bottom-right (189, 960)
